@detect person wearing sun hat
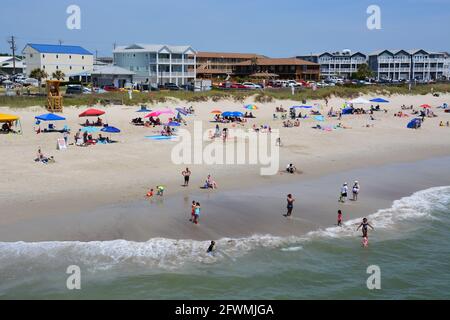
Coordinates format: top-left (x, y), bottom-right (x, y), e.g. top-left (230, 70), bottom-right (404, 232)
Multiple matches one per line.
top-left (339, 182), bottom-right (348, 203)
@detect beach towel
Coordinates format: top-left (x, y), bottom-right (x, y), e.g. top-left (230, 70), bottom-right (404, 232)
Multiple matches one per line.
top-left (145, 135), bottom-right (176, 140)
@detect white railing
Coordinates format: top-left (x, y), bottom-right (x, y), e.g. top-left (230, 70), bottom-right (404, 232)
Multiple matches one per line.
top-left (148, 71), bottom-right (196, 77)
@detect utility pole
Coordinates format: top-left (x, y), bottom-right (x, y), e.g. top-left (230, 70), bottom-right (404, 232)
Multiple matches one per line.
top-left (7, 36), bottom-right (17, 75)
top-left (58, 39), bottom-right (63, 45)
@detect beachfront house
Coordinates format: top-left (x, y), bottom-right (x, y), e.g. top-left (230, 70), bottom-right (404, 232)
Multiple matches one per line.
top-left (0, 56), bottom-right (25, 75)
top-left (113, 44), bottom-right (196, 87)
top-left (22, 44), bottom-right (94, 81)
top-left (195, 52), bottom-right (266, 79)
top-left (368, 49), bottom-right (449, 81)
top-left (297, 50), bottom-right (367, 80)
top-left (233, 58), bottom-right (320, 81)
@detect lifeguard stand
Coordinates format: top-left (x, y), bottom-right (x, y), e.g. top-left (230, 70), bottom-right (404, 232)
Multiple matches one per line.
top-left (46, 80), bottom-right (63, 112)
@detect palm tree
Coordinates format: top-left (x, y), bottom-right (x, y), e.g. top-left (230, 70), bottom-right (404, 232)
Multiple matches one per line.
top-left (52, 70), bottom-right (65, 81)
top-left (29, 68), bottom-right (48, 93)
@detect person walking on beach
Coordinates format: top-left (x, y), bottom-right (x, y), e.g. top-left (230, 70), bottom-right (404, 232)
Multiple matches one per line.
top-left (352, 181), bottom-right (360, 201)
top-left (284, 194), bottom-right (295, 217)
top-left (182, 167), bottom-right (191, 187)
top-left (339, 183), bottom-right (348, 203)
top-left (337, 210), bottom-right (343, 226)
top-left (357, 218), bottom-right (374, 238)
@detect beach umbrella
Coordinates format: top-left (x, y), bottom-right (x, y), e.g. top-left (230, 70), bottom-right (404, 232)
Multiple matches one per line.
top-left (211, 110), bottom-right (222, 114)
top-left (165, 121), bottom-right (181, 127)
top-left (144, 109), bottom-right (174, 118)
top-left (231, 111), bottom-right (244, 117)
top-left (175, 107), bottom-right (188, 116)
top-left (79, 108), bottom-right (105, 117)
top-left (370, 98), bottom-right (389, 103)
top-left (35, 113), bottom-right (66, 121)
top-left (244, 104), bottom-right (258, 110)
top-left (222, 111), bottom-right (234, 117)
top-left (420, 104), bottom-right (432, 109)
top-left (349, 97), bottom-right (371, 104)
top-left (80, 126), bottom-right (100, 133)
top-left (101, 126), bottom-right (121, 133)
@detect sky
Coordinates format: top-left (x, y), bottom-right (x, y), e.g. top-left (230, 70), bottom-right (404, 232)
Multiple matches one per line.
top-left (1, 0), bottom-right (450, 57)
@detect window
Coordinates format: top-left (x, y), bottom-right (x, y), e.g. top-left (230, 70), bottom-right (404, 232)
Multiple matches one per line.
top-left (82, 56), bottom-right (84, 60)
top-left (30, 54), bottom-right (33, 58)
top-left (69, 55), bottom-right (72, 59)
top-left (82, 66), bottom-right (85, 70)
top-left (56, 66), bottom-right (58, 69)
top-left (42, 54), bottom-right (45, 58)
top-left (70, 66), bottom-right (72, 70)
top-left (43, 65), bottom-right (46, 69)
top-left (56, 55), bottom-right (59, 59)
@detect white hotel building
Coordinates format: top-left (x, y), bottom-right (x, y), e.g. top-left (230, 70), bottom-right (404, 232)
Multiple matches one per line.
top-left (368, 49), bottom-right (449, 81)
top-left (113, 44), bottom-right (196, 86)
top-left (297, 50), bottom-right (367, 79)
top-left (22, 44), bottom-right (93, 81)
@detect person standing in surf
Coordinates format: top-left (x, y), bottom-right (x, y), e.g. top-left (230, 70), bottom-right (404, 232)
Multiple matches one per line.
top-left (207, 241), bottom-right (216, 254)
top-left (190, 200), bottom-right (196, 222)
top-left (182, 167), bottom-right (191, 187)
top-left (193, 202), bottom-right (201, 224)
top-left (352, 181), bottom-right (360, 201)
top-left (337, 210), bottom-right (343, 226)
top-left (357, 218), bottom-right (374, 238)
top-left (284, 194), bottom-right (295, 217)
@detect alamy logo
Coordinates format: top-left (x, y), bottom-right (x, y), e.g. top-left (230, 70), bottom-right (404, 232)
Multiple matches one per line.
top-left (66, 5), bottom-right (81, 30)
top-left (66, 265), bottom-right (81, 290)
top-left (366, 265), bottom-right (381, 290)
top-left (366, 5), bottom-right (381, 30)
top-left (171, 121), bottom-right (280, 176)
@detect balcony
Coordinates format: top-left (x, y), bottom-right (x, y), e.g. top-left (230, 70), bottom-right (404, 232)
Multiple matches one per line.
top-left (378, 58), bottom-right (410, 63)
top-left (149, 71), bottom-right (196, 77)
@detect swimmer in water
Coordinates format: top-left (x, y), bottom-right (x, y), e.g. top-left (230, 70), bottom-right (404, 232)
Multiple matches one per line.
top-left (207, 241), bottom-right (216, 253)
top-left (356, 218), bottom-right (374, 238)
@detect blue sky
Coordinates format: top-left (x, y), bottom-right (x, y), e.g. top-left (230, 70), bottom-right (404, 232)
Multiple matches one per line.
top-left (1, 0), bottom-right (449, 57)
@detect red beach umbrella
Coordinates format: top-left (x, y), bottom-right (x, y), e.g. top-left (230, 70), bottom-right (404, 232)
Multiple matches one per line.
top-left (79, 108), bottom-right (106, 117)
top-left (420, 104), bottom-right (432, 109)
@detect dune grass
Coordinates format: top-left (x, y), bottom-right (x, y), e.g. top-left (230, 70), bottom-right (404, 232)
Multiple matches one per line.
top-left (1, 83), bottom-right (449, 109)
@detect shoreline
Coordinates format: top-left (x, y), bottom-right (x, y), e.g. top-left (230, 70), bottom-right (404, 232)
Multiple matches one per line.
top-left (1, 155), bottom-right (450, 242)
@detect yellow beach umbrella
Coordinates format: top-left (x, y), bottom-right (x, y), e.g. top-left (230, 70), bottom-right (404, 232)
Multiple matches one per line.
top-left (0, 113), bottom-right (20, 122)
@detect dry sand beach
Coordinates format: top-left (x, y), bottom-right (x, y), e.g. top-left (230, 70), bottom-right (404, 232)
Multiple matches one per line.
top-left (1, 93), bottom-right (450, 242)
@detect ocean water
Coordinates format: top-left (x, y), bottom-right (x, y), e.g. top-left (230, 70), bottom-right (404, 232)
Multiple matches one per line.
top-left (0, 186), bottom-right (449, 300)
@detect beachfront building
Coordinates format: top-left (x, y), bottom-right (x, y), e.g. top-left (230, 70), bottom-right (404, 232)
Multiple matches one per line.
top-left (297, 50), bottom-right (367, 79)
top-left (368, 49), bottom-right (449, 81)
top-left (195, 52), bottom-right (266, 79)
top-left (22, 44), bottom-right (94, 81)
top-left (0, 56), bottom-right (25, 75)
top-left (113, 44), bottom-right (196, 86)
top-left (233, 58), bottom-right (320, 81)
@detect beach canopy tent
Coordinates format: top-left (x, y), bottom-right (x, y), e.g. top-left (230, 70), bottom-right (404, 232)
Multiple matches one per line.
top-left (35, 113), bottom-right (66, 121)
top-left (291, 105), bottom-right (313, 109)
top-left (407, 118), bottom-right (422, 129)
top-left (79, 108), bottom-right (105, 117)
top-left (222, 111), bottom-right (244, 117)
top-left (370, 98), bottom-right (389, 103)
top-left (136, 106), bottom-right (151, 113)
top-left (0, 113), bottom-right (20, 122)
top-left (244, 104), bottom-right (258, 110)
top-left (348, 97), bottom-right (371, 104)
top-left (342, 107), bottom-right (354, 115)
top-left (101, 126), bottom-right (120, 133)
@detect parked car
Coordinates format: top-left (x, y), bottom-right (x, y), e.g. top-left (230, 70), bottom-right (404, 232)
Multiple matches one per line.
top-left (65, 84), bottom-right (83, 95)
top-left (242, 82), bottom-right (262, 89)
top-left (23, 78), bottom-right (39, 87)
top-left (163, 83), bottom-right (181, 91)
top-left (230, 83), bottom-right (247, 89)
top-left (103, 85), bottom-right (119, 92)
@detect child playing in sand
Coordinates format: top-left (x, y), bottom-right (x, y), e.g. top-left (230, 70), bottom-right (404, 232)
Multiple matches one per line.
top-left (337, 210), bottom-right (343, 226)
top-left (146, 188), bottom-right (154, 198)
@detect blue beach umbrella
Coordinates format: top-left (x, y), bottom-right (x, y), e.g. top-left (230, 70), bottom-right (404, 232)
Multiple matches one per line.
top-left (291, 105), bottom-right (313, 109)
top-left (101, 126), bottom-right (121, 133)
top-left (231, 111), bottom-right (244, 117)
top-left (165, 121), bottom-right (181, 127)
top-left (370, 98), bottom-right (389, 103)
top-left (136, 106), bottom-right (152, 113)
top-left (222, 111), bottom-right (234, 117)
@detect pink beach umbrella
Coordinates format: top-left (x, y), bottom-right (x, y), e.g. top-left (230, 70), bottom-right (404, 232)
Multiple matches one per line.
top-left (144, 109), bottom-right (174, 118)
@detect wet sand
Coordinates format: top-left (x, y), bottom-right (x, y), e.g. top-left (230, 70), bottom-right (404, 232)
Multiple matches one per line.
top-left (1, 156), bottom-right (449, 242)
